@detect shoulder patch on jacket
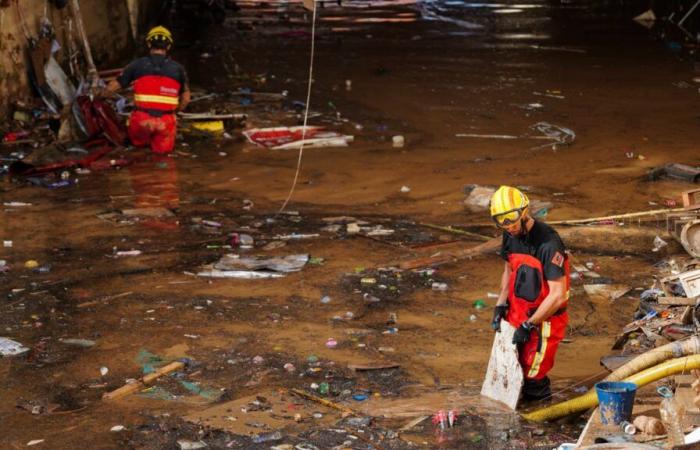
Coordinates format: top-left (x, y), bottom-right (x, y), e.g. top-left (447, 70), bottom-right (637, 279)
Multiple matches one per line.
top-left (551, 251), bottom-right (564, 267)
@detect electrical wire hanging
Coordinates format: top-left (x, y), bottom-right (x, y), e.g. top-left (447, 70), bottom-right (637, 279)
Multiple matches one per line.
top-left (276, 1), bottom-right (318, 215)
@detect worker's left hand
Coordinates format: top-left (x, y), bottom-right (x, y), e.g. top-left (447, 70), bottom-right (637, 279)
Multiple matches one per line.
top-left (512, 321), bottom-right (535, 345)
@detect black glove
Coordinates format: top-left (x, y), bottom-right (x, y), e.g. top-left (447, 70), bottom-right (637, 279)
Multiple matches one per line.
top-left (513, 321), bottom-right (535, 345)
top-left (491, 304), bottom-right (509, 332)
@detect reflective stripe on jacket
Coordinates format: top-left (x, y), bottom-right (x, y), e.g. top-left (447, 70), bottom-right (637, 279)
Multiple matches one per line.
top-left (133, 75), bottom-right (181, 111)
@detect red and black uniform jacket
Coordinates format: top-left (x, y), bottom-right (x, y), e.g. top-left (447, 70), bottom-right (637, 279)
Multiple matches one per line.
top-left (117, 54), bottom-right (188, 115)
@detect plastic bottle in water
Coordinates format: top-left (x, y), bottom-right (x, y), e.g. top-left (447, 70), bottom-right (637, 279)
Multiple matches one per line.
top-left (658, 386), bottom-right (686, 446)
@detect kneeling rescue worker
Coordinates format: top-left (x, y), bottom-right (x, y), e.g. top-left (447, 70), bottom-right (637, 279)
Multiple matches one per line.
top-left (106, 26), bottom-right (190, 154)
top-left (489, 186), bottom-right (570, 401)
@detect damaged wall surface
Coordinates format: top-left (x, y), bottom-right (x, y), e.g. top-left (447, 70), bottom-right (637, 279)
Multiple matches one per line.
top-left (0, 0), bottom-right (164, 114)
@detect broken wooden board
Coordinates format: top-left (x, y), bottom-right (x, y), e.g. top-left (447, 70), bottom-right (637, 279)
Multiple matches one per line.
top-left (658, 297), bottom-right (698, 306)
top-left (480, 321), bottom-right (523, 410)
top-left (576, 386), bottom-right (663, 448)
top-left (600, 354), bottom-right (636, 372)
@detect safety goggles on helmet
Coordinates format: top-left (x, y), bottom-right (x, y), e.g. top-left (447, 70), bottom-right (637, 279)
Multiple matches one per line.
top-left (492, 207), bottom-right (526, 227)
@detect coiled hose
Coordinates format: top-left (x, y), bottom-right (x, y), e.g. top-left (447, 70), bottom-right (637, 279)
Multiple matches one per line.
top-left (522, 337), bottom-right (700, 422)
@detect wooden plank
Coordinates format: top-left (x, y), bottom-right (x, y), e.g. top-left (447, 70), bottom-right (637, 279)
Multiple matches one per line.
top-left (400, 415), bottom-right (430, 431)
top-left (103, 361), bottom-right (185, 400)
top-left (577, 402), bottom-right (662, 447)
top-left (659, 297), bottom-right (698, 306)
top-left (480, 321), bottom-right (523, 410)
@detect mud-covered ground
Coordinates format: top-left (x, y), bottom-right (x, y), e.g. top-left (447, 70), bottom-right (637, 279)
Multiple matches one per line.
top-left (1, 0), bottom-right (699, 448)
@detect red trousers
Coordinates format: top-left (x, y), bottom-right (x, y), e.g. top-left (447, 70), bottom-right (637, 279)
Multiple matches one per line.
top-left (512, 311), bottom-right (567, 381)
top-left (128, 110), bottom-right (177, 154)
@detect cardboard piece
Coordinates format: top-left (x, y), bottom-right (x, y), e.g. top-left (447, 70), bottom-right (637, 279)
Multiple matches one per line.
top-left (480, 321), bottom-right (523, 410)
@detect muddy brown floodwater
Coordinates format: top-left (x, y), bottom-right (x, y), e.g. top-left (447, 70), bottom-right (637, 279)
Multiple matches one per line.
top-left (2, 0), bottom-right (700, 449)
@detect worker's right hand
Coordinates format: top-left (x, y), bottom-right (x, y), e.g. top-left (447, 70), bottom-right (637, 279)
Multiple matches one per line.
top-left (491, 304), bottom-right (508, 332)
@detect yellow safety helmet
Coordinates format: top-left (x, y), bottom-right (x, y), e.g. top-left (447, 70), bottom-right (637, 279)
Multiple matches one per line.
top-left (489, 186), bottom-right (529, 226)
top-left (146, 26), bottom-right (174, 48)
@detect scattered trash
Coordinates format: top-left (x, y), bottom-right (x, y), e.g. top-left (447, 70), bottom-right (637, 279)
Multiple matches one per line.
top-left (0, 337), bottom-right (30, 356)
top-left (114, 250), bottom-right (142, 257)
top-left (658, 386), bottom-right (685, 446)
top-left (647, 163), bottom-right (700, 183)
top-left (463, 185), bottom-right (496, 211)
top-left (392, 135), bottom-right (405, 148)
top-left (431, 282), bottom-right (448, 291)
top-left (4, 201), bottom-right (32, 207)
top-left (24, 260), bottom-right (39, 269)
top-left (325, 338), bottom-right (338, 349)
top-left (620, 420), bottom-right (636, 435)
top-left (100, 367), bottom-right (109, 376)
top-left (456, 121), bottom-right (575, 148)
top-left (243, 126), bottom-right (354, 150)
top-left (679, 269), bottom-right (700, 298)
top-left (27, 440), bottom-right (45, 447)
top-left (177, 440), bottom-right (208, 450)
top-left (530, 122), bottom-right (576, 148)
top-left (252, 431), bottom-right (283, 444)
top-left (432, 409), bottom-right (458, 430)
top-left (110, 425), bottom-right (125, 432)
top-left (633, 415), bottom-right (665, 435)
top-left (198, 254), bottom-right (309, 279)
top-left (652, 235), bottom-right (669, 252)
top-left (633, 9), bottom-right (656, 28)
top-left (59, 338), bottom-right (96, 347)
top-left (400, 185), bottom-right (411, 193)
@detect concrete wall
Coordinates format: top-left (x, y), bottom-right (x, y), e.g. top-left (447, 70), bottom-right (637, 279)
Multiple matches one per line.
top-left (0, 0), bottom-right (163, 115)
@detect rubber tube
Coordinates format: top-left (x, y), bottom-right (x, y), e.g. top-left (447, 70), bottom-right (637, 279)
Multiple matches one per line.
top-left (604, 336), bottom-right (700, 382)
top-left (522, 354), bottom-right (700, 422)
top-left (522, 336), bottom-right (700, 422)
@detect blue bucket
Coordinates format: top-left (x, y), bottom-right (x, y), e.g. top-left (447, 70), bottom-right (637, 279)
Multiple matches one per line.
top-left (595, 381), bottom-right (637, 425)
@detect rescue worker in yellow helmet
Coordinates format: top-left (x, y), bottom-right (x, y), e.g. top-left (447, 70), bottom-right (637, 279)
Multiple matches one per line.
top-left (106, 26), bottom-right (190, 154)
top-left (490, 186), bottom-right (571, 401)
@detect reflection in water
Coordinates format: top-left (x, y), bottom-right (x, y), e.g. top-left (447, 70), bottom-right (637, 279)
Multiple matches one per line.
top-left (128, 155), bottom-right (180, 230)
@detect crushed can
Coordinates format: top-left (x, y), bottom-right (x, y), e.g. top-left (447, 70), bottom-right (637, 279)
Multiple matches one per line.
top-left (448, 410), bottom-right (458, 428)
top-left (432, 410), bottom-right (447, 430)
